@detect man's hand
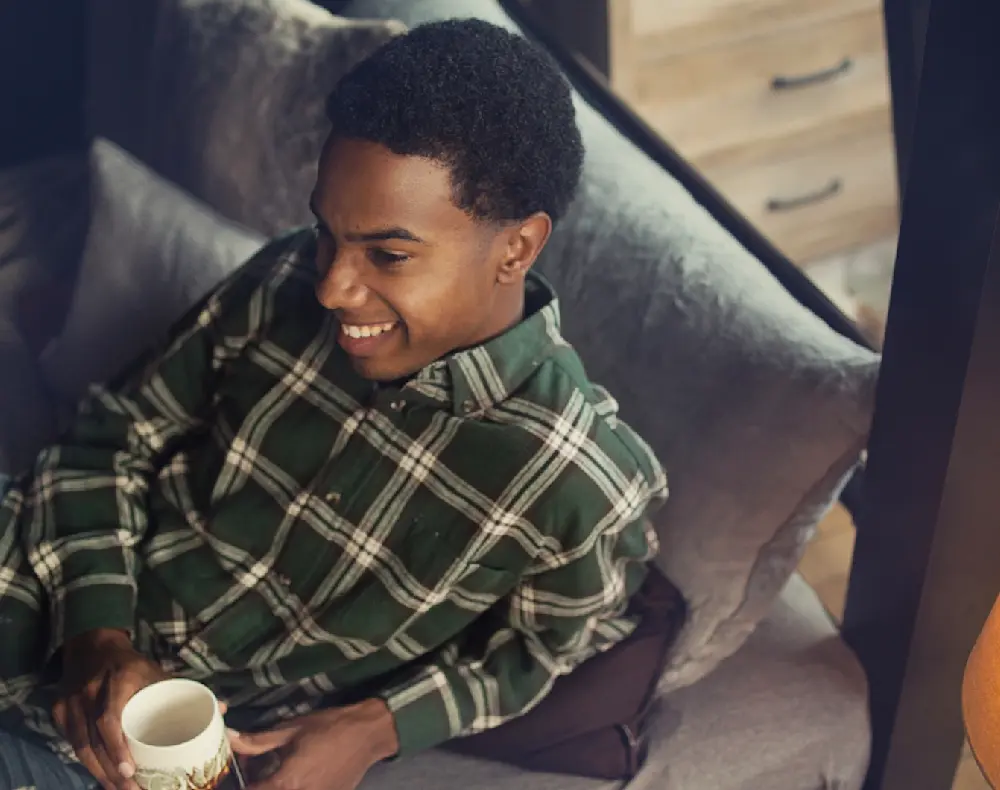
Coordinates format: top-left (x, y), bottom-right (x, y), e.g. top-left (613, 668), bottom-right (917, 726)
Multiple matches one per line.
top-left (229, 699), bottom-right (400, 790)
top-left (52, 628), bottom-right (168, 790)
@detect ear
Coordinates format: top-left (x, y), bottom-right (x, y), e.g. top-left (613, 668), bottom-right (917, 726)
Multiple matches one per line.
top-left (496, 212), bottom-right (552, 285)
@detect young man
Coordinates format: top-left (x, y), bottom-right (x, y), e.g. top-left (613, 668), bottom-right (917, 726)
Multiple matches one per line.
top-left (0, 18), bottom-right (667, 790)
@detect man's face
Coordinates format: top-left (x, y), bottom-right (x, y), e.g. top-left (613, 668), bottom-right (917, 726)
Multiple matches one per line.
top-left (311, 137), bottom-right (519, 382)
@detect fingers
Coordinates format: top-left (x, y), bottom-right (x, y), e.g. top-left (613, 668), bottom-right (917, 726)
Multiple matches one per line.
top-left (51, 699), bottom-right (68, 740)
top-left (91, 736), bottom-right (128, 790)
top-left (228, 725), bottom-right (298, 757)
top-left (65, 698), bottom-right (114, 790)
top-left (97, 677), bottom-right (138, 788)
top-left (219, 701), bottom-right (228, 716)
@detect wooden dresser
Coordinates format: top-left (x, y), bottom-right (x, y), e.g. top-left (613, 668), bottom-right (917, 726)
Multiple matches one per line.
top-left (533, 0), bottom-right (899, 265)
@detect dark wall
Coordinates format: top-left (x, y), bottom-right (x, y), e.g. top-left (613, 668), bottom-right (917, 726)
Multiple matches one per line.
top-left (0, 0), bottom-right (87, 168)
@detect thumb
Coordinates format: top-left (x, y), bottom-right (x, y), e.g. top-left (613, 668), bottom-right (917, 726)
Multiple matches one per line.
top-left (228, 725), bottom-right (298, 757)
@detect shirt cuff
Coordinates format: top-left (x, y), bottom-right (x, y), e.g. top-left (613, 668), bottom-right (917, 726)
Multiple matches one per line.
top-left (54, 579), bottom-right (137, 653)
top-left (380, 672), bottom-right (460, 756)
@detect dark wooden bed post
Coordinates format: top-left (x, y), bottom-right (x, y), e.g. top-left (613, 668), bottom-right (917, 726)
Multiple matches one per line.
top-left (880, 0), bottom-right (929, 197)
top-left (841, 1), bottom-right (1000, 788)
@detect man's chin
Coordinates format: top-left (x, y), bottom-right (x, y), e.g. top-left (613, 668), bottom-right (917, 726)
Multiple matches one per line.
top-left (347, 354), bottom-right (410, 384)
top-left (347, 355), bottom-right (382, 380)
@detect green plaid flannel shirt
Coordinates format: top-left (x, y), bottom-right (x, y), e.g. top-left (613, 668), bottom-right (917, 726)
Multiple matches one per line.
top-left (0, 230), bottom-right (666, 757)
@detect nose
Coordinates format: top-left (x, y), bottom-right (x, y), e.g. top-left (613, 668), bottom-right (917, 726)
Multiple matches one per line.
top-left (316, 248), bottom-right (367, 311)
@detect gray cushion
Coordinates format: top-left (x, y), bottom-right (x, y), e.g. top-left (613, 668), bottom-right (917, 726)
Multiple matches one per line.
top-left (0, 155), bottom-right (89, 473)
top-left (39, 140), bottom-right (266, 404)
top-left (358, 574), bottom-right (870, 790)
top-left (0, 324), bottom-right (57, 476)
top-left (340, 0), bottom-right (879, 691)
top-left (139, 0), bottom-right (404, 236)
top-left (0, 153), bottom-right (90, 351)
top-left (0, 154), bottom-right (89, 287)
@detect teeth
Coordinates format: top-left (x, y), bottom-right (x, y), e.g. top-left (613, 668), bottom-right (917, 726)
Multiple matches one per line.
top-left (342, 322), bottom-right (396, 339)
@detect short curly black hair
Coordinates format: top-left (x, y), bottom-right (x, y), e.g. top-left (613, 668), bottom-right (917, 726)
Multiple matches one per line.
top-left (324, 18), bottom-right (584, 224)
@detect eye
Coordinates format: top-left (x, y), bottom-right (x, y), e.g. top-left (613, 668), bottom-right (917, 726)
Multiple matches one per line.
top-left (369, 249), bottom-right (410, 267)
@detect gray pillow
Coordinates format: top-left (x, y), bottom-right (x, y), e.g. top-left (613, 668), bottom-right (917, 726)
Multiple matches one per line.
top-left (39, 139), bottom-right (266, 405)
top-left (0, 153), bottom-right (90, 352)
top-left (0, 322), bottom-right (58, 476)
top-left (140, 0), bottom-right (404, 236)
top-left (0, 154), bottom-right (89, 472)
top-left (540, 99), bottom-right (877, 693)
top-left (339, 0), bottom-right (879, 690)
top-left (0, 154), bottom-right (89, 284)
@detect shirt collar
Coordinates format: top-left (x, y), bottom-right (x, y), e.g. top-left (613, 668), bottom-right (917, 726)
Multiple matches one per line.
top-left (405, 271), bottom-right (568, 416)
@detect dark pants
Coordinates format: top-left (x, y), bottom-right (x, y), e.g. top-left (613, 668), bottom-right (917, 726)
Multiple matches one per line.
top-left (0, 730), bottom-right (95, 789)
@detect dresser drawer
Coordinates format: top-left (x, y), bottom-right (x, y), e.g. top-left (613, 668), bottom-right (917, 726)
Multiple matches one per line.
top-left (702, 110), bottom-right (898, 262)
top-left (625, 0), bottom-right (879, 57)
top-left (629, 9), bottom-right (889, 162)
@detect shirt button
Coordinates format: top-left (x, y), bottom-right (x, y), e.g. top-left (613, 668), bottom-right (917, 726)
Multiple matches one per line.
top-left (325, 491), bottom-right (341, 504)
top-left (462, 399), bottom-right (477, 414)
top-left (390, 400), bottom-right (405, 412)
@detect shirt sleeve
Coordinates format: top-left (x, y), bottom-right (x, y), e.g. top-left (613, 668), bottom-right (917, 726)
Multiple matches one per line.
top-left (380, 503), bottom-right (663, 756)
top-left (11, 239), bottom-right (282, 655)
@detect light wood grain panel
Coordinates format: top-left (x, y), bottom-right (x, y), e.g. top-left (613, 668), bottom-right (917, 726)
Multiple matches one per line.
top-left (701, 109), bottom-right (898, 262)
top-left (798, 522), bottom-right (855, 621)
top-left (627, 0), bottom-right (878, 55)
top-left (631, 10), bottom-right (889, 162)
top-left (607, 0), bottom-right (638, 99)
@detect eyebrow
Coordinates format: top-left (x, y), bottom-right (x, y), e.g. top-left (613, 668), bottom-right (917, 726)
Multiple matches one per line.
top-left (309, 195), bottom-right (427, 245)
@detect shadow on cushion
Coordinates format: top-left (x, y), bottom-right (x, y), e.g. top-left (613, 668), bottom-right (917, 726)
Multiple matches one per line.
top-left (0, 315), bottom-right (58, 474)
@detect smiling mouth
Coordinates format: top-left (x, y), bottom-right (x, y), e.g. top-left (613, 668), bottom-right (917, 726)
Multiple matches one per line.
top-left (340, 321), bottom-right (397, 339)
top-left (337, 320), bottom-right (400, 358)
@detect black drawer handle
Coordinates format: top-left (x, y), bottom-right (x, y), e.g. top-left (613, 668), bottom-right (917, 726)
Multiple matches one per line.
top-left (771, 57), bottom-right (853, 90)
top-left (766, 178), bottom-right (842, 212)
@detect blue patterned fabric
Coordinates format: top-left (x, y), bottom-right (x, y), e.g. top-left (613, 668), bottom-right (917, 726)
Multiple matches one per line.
top-left (0, 730), bottom-right (95, 790)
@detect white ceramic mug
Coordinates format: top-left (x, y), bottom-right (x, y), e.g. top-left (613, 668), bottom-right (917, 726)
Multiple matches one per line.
top-left (121, 678), bottom-right (242, 790)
